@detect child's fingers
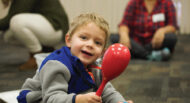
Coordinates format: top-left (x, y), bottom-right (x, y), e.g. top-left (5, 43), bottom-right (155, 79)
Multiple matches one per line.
top-left (92, 95), bottom-right (102, 103)
top-left (88, 92), bottom-right (102, 103)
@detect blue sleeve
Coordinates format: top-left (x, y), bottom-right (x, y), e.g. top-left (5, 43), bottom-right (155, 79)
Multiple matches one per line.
top-left (17, 90), bottom-right (31, 103)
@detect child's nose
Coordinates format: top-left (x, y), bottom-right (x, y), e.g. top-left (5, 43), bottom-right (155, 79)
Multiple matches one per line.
top-left (86, 40), bottom-right (94, 48)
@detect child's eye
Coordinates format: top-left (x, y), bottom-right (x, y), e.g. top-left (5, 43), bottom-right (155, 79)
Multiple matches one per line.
top-left (80, 35), bottom-right (87, 40)
top-left (95, 41), bottom-right (103, 46)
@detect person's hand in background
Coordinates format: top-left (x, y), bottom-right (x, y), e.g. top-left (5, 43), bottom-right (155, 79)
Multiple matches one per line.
top-left (152, 27), bottom-right (165, 49)
top-left (119, 25), bottom-right (131, 49)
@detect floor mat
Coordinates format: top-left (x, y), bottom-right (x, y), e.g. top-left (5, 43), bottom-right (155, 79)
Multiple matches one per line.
top-left (0, 90), bottom-right (20, 103)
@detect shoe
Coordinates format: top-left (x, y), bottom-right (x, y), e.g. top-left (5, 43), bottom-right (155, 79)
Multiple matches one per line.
top-left (161, 48), bottom-right (171, 61)
top-left (147, 48), bottom-right (171, 61)
top-left (19, 56), bottom-right (37, 70)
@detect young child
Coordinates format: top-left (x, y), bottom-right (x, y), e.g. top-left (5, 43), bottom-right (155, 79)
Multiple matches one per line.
top-left (17, 13), bottom-right (133, 103)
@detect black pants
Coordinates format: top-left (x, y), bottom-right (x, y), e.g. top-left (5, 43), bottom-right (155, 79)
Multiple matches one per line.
top-left (110, 33), bottom-right (177, 59)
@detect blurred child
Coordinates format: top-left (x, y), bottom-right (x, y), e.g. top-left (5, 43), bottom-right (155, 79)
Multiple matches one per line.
top-left (17, 13), bottom-right (133, 103)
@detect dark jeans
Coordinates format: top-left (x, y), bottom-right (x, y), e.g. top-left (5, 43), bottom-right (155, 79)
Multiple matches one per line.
top-left (110, 33), bottom-right (177, 59)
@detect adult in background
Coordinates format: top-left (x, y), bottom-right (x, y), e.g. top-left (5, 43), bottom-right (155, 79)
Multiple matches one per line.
top-left (0, 0), bottom-right (69, 70)
top-left (111, 0), bottom-right (178, 61)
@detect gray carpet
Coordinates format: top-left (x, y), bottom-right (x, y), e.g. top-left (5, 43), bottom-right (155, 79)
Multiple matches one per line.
top-left (0, 34), bottom-right (190, 103)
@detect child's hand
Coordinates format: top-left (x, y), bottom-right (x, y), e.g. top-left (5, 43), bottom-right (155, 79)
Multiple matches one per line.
top-left (76, 92), bottom-right (102, 103)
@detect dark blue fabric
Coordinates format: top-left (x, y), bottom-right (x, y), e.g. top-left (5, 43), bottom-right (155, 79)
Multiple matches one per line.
top-left (39, 46), bottom-right (96, 94)
top-left (17, 90), bottom-right (31, 103)
top-left (72, 94), bottom-right (76, 103)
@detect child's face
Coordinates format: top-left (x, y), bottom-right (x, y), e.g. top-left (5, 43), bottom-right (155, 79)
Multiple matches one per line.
top-left (66, 22), bottom-right (106, 67)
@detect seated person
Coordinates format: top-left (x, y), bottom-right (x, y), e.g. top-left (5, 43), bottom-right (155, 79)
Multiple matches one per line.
top-left (0, 0), bottom-right (69, 70)
top-left (111, 0), bottom-right (178, 61)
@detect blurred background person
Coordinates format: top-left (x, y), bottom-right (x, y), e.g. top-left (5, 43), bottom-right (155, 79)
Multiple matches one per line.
top-left (0, 0), bottom-right (69, 70)
top-left (111, 0), bottom-right (178, 61)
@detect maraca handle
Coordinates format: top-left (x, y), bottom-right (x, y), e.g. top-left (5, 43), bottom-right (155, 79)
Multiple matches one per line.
top-left (96, 80), bottom-right (107, 96)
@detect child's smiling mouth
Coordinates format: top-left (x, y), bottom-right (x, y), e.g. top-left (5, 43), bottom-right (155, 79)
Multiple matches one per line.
top-left (81, 50), bottom-right (93, 56)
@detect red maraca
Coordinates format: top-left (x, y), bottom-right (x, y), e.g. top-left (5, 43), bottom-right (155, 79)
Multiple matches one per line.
top-left (96, 43), bottom-right (131, 96)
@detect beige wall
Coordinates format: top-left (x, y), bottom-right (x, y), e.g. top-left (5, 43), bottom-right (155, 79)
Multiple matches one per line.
top-left (60, 0), bottom-right (129, 33)
top-left (61, 0), bottom-right (190, 34)
top-left (173, 0), bottom-right (190, 34)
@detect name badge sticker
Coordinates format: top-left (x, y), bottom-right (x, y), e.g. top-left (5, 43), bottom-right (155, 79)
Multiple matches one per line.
top-left (152, 13), bottom-right (165, 23)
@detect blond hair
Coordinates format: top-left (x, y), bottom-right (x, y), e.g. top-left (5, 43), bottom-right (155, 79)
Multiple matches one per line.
top-left (68, 13), bottom-right (110, 48)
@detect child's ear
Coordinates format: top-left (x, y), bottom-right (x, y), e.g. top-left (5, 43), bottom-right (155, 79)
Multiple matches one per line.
top-left (65, 34), bottom-right (71, 47)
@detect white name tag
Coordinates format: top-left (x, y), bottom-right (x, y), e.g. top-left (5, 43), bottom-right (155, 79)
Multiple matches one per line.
top-left (152, 13), bottom-right (165, 23)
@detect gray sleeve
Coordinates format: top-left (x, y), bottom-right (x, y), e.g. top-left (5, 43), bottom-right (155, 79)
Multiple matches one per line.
top-left (39, 60), bottom-right (75, 103)
top-left (92, 69), bottom-right (126, 103)
top-left (21, 72), bottom-right (43, 103)
top-left (102, 82), bottom-right (126, 103)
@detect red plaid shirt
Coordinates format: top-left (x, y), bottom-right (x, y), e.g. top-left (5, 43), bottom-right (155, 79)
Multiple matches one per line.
top-left (119, 0), bottom-right (178, 45)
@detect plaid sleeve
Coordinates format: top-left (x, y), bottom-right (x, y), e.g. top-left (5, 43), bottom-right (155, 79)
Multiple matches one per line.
top-left (119, 0), bottom-right (137, 27)
top-left (165, 0), bottom-right (178, 29)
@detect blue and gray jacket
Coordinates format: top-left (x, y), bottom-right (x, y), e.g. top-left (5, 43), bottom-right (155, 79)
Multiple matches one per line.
top-left (17, 46), bottom-right (126, 103)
